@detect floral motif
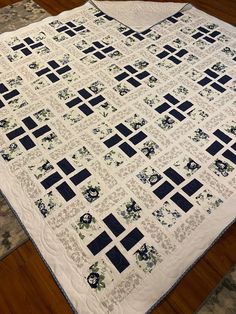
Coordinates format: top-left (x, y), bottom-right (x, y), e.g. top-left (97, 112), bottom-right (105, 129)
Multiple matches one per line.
top-left (63, 110), bottom-right (83, 125)
top-left (172, 85), bottom-right (189, 98)
top-left (72, 213), bottom-right (100, 240)
top-left (6, 76), bottom-right (23, 88)
top-left (88, 81), bottom-right (106, 94)
top-left (199, 87), bottom-right (220, 101)
top-left (86, 260), bottom-right (113, 291)
top-left (104, 150), bottom-right (125, 167)
top-left (8, 96), bottom-right (28, 111)
top-left (157, 115), bottom-right (176, 130)
top-left (123, 37), bottom-right (137, 47)
top-left (0, 117), bottom-right (17, 133)
top-left (212, 62), bottom-right (227, 73)
top-left (187, 108), bottom-right (209, 123)
top-left (72, 146), bottom-right (93, 166)
top-left (134, 243), bottom-right (162, 273)
top-left (143, 94), bottom-right (160, 108)
top-left (32, 77), bottom-right (50, 90)
top-left (147, 31), bottom-right (161, 41)
top-left (7, 51), bottom-right (23, 62)
top-left (28, 159), bottom-right (54, 179)
top-left (193, 39), bottom-right (210, 50)
top-left (137, 166), bottom-right (162, 186)
top-left (133, 59), bottom-right (149, 70)
top-left (81, 181), bottom-right (102, 203)
top-left (107, 64), bottom-right (121, 75)
top-left (92, 122), bottom-right (113, 140)
top-left (41, 132), bottom-right (62, 150)
top-left (108, 50), bottom-right (123, 60)
top-left (97, 102), bottom-right (117, 117)
top-left (172, 38), bottom-right (187, 48)
top-left (152, 201), bottom-right (181, 227)
top-left (34, 108), bottom-right (54, 122)
top-left (117, 198), bottom-right (142, 224)
top-left (223, 121), bottom-right (236, 136)
top-left (145, 76), bottom-right (158, 88)
top-left (125, 114), bottom-right (147, 130)
top-left (113, 83), bottom-right (130, 96)
top-left (0, 143), bottom-right (22, 162)
top-left (35, 191), bottom-right (62, 217)
top-left (209, 159), bottom-right (234, 177)
top-left (195, 189), bottom-right (223, 214)
top-left (140, 140), bottom-right (159, 159)
top-left (188, 128), bottom-right (210, 146)
top-left (81, 55), bottom-right (97, 65)
top-left (57, 88), bottom-right (76, 101)
top-left (174, 156), bottom-right (201, 177)
top-left (74, 39), bottom-right (89, 50)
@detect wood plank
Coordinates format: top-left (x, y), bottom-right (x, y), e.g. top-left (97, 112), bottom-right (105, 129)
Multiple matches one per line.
top-left (0, 241), bottom-right (72, 314)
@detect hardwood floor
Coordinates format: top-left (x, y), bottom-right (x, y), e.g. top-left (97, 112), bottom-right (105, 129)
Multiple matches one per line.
top-left (0, 0), bottom-right (235, 313)
top-left (0, 224), bottom-right (235, 314)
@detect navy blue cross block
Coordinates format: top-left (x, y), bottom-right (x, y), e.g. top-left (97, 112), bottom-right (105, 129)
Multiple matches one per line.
top-left (120, 228), bottom-right (144, 251)
top-left (205, 69), bottom-right (218, 78)
top-left (47, 73), bottom-right (60, 83)
top-left (103, 214), bottom-right (125, 237)
top-left (0, 83), bottom-right (8, 94)
top-left (213, 129), bottom-right (232, 144)
top-left (0, 100), bottom-right (4, 108)
top-left (79, 104), bottom-right (93, 116)
top-left (3, 89), bottom-right (19, 101)
top-left (6, 127), bottom-right (25, 140)
top-left (129, 131), bottom-right (147, 145)
top-left (119, 142), bottom-right (137, 157)
top-left (164, 168), bottom-right (185, 185)
top-left (223, 150), bottom-right (236, 165)
top-left (104, 134), bottom-right (122, 148)
top-left (87, 231), bottom-right (112, 255)
top-left (33, 125), bottom-right (51, 138)
top-left (22, 117), bottom-right (38, 130)
top-left (106, 246), bottom-right (130, 273)
top-left (89, 95), bottom-right (105, 107)
top-left (79, 89), bottom-right (92, 99)
top-left (56, 182), bottom-right (76, 201)
top-left (153, 181), bottom-right (174, 199)
top-left (57, 158), bottom-right (75, 175)
top-left (182, 179), bottom-right (203, 196)
top-left (171, 192), bottom-right (193, 212)
top-left (66, 97), bottom-right (82, 108)
top-left (41, 172), bottom-right (62, 189)
top-left (169, 109), bottom-right (186, 121)
top-left (178, 101), bottom-right (194, 112)
top-left (116, 123), bottom-right (132, 137)
top-left (211, 82), bottom-right (225, 93)
top-left (70, 169), bottom-right (91, 185)
top-left (206, 141), bottom-right (224, 156)
top-left (164, 94), bottom-right (179, 105)
top-left (19, 135), bottom-right (35, 150)
top-left (155, 102), bottom-right (171, 114)
top-left (231, 143), bottom-right (236, 151)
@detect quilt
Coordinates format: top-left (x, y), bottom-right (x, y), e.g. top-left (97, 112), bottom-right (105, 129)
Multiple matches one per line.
top-left (0, 1), bottom-right (235, 313)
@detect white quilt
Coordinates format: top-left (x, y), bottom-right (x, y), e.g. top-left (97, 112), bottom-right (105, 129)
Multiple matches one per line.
top-left (0, 1), bottom-right (235, 313)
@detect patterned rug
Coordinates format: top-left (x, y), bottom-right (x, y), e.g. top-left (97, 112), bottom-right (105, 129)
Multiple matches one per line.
top-left (0, 0), bottom-right (49, 260)
top-left (0, 1), bottom-right (235, 313)
top-left (196, 264), bottom-right (236, 314)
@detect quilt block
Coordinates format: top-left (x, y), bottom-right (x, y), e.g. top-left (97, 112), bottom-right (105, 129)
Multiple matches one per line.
top-left (0, 1), bottom-right (235, 313)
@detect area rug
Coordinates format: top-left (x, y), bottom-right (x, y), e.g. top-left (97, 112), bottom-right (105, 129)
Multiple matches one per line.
top-left (0, 0), bottom-right (49, 260)
top-left (196, 264), bottom-right (236, 314)
top-left (0, 1), bottom-right (235, 313)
